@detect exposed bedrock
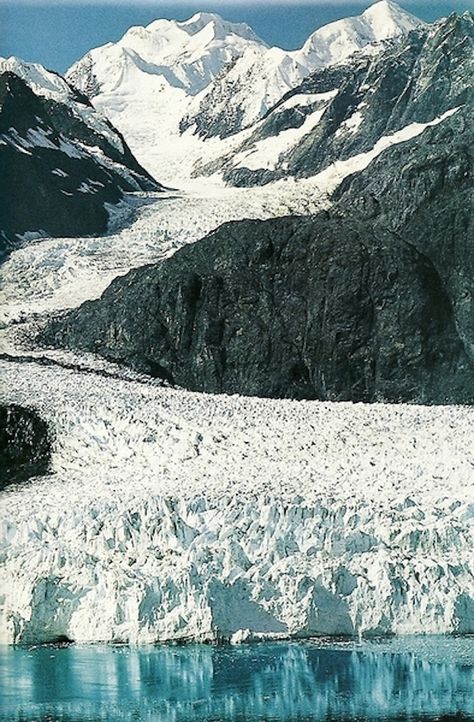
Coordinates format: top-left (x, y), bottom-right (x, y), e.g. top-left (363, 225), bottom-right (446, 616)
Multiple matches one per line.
top-left (0, 65), bottom-right (161, 259)
top-left (0, 405), bottom-right (52, 488)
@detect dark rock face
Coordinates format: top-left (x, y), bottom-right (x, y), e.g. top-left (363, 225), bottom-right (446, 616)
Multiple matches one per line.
top-left (180, 57), bottom-right (247, 140)
top-left (0, 405), bottom-right (52, 488)
top-left (0, 69), bottom-right (161, 259)
top-left (43, 103), bottom-right (474, 404)
top-left (43, 214), bottom-right (473, 404)
top-left (335, 106), bottom-right (474, 376)
top-left (284, 13), bottom-right (474, 177)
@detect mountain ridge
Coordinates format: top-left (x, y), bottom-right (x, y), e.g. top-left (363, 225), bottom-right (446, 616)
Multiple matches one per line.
top-left (65, 1), bottom-right (423, 182)
top-left (204, 11), bottom-right (473, 186)
top-left (0, 56), bottom-right (162, 257)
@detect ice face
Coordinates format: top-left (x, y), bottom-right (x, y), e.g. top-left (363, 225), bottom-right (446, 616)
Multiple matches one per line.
top-left (1, 358), bottom-right (473, 644)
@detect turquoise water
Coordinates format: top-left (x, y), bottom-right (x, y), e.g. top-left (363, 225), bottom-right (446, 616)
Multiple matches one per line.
top-left (1, 637), bottom-right (473, 721)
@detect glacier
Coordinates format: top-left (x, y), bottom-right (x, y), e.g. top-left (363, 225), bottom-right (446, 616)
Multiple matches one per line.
top-left (1, 357), bottom-right (474, 644)
top-left (0, 110), bottom-right (457, 333)
top-left (0, 47), bottom-right (474, 644)
top-left (1, 107), bottom-right (473, 644)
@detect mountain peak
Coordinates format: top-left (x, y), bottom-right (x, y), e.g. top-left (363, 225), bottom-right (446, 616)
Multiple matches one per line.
top-left (177, 12), bottom-right (264, 44)
top-left (301, 0), bottom-right (423, 65)
top-left (1, 55), bottom-right (75, 104)
top-left (180, 12), bottom-right (224, 31)
top-left (363, 0), bottom-right (405, 14)
top-left (361, 0), bottom-right (425, 33)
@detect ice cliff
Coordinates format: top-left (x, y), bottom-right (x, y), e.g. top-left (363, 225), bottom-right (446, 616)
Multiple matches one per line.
top-left (1, 360), bottom-right (473, 644)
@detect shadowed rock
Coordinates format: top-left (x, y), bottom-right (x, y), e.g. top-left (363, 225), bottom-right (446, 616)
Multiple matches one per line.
top-left (0, 405), bottom-right (52, 488)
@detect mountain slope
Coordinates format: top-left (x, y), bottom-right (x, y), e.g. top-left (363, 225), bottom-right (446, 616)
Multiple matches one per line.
top-left (0, 57), bottom-right (162, 258)
top-left (207, 11), bottom-right (473, 186)
top-left (182, 0), bottom-right (423, 141)
top-left (43, 96), bottom-right (474, 404)
top-left (65, 2), bottom-right (422, 182)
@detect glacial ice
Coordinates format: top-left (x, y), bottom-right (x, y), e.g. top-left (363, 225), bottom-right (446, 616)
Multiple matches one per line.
top-left (1, 359), bottom-right (473, 644)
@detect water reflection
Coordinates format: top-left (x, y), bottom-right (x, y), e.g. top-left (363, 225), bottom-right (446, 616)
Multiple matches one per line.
top-left (1, 639), bottom-right (473, 721)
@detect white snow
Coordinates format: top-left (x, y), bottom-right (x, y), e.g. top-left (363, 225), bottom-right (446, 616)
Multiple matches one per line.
top-left (0, 129), bottom-right (33, 156)
top-left (77, 182), bottom-right (98, 194)
top-left (233, 91), bottom-right (338, 171)
top-left (336, 109), bottom-right (365, 137)
top-left (25, 127), bottom-right (57, 150)
top-left (220, 106), bottom-right (461, 185)
top-left (277, 92), bottom-right (337, 112)
top-left (299, 0), bottom-right (424, 67)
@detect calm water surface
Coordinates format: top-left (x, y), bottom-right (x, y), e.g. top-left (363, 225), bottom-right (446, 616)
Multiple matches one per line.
top-left (1, 637), bottom-right (473, 722)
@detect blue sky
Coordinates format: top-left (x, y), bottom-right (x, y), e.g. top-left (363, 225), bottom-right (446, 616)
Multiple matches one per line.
top-left (1, 1), bottom-right (472, 73)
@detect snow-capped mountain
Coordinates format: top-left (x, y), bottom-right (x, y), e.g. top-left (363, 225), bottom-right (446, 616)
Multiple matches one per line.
top-left (67, 12), bottom-right (265, 99)
top-left (3, 3), bottom-right (473, 654)
top-left (183, 0), bottom-right (424, 141)
top-left (299, 0), bottom-right (423, 66)
top-left (0, 57), bottom-right (161, 257)
top-left (66, 1), bottom-right (423, 183)
top-left (206, 11), bottom-right (474, 186)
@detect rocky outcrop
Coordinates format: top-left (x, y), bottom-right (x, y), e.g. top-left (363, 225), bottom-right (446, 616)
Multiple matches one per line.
top-left (42, 215), bottom-right (472, 403)
top-left (42, 101), bottom-right (474, 404)
top-left (0, 60), bottom-right (162, 259)
top-left (0, 405), bottom-right (51, 488)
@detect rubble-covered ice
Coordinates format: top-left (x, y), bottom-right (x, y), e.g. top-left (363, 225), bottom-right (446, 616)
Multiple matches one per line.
top-left (1, 359), bottom-right (473, 644)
